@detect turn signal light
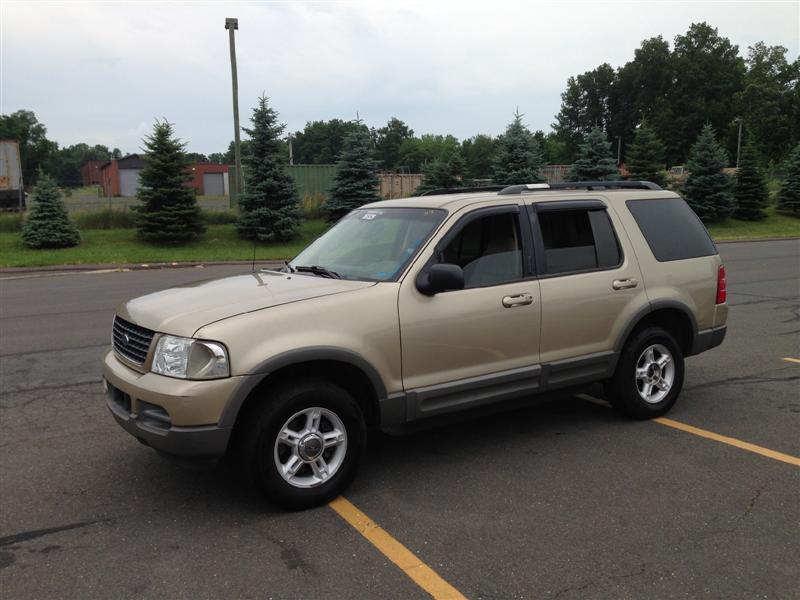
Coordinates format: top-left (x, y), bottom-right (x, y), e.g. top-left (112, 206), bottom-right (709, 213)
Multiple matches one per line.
top-left (716, 265), bottom-right (727, 304)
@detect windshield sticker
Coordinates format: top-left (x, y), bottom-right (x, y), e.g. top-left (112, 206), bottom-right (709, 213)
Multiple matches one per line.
top-left (361, 212), bottom-right (379, 221)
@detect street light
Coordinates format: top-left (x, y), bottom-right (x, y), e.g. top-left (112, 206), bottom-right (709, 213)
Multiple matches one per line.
top-left (225, 17), bottom-right (243, 207)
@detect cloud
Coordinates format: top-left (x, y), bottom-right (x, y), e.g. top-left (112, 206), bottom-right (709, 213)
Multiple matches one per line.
top-left (2, 0), bottom-right (798, 154)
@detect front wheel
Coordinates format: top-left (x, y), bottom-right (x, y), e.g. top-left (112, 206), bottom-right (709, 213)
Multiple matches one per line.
top-left (240, 379), bottom-right (366, 510)
top-left (605, 326), bottom-right (685, 419)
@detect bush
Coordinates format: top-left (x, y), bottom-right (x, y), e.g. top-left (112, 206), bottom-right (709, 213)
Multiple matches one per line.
top-left (21, 172), bottom-right (81, 249)
top-left (0, 213), bottom-right (23, 232)
top-left (203, 209), bottom-right (238, 225)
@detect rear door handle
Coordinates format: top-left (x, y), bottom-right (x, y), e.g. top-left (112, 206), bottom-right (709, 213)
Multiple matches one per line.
top-left (502, 293), bottom-right (534, 308)
top-left (612, 278), bottom-right (639, 290)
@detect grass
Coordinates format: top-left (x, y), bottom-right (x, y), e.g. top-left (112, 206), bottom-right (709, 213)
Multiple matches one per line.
top-left (706, 206), bottom-right (800, 241)
top-left (0, 220), bottom-right (328, 268)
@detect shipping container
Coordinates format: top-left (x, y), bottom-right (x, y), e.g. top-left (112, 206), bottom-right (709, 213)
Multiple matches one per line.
top-left (0, 140), bottom-right (24, 210)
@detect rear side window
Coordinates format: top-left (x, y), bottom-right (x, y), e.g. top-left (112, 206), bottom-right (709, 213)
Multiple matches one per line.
top-left (626, 198), bottom-right (717, 262)
top-left (537, 208), bottom-right (621, 275)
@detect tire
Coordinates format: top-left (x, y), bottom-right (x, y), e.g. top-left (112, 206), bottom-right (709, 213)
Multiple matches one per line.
top-left (240, 379), bottom-right (366, 510)
top-left (604, 326), bottom-right (685, 420)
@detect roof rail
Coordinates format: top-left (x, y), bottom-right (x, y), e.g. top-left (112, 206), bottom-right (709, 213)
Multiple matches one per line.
top-left (419, 185), bottom-right (507, 197)
top-left (497, 181), bottom-right (662, 195)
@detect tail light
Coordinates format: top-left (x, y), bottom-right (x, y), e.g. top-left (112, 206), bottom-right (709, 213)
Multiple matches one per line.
top-left (716, 265), bottom-right (727, 304)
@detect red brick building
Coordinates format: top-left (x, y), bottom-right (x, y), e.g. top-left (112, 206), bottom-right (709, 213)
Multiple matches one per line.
top-left (100, 157), bottom-right (228, 197)
top-left (80, 160), bottom-right (103, 186)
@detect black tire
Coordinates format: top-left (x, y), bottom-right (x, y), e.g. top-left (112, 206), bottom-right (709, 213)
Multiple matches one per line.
top-left (240, 379), bottom-right (366, 510)
top-left (604, 326), bottom-right (685, 420)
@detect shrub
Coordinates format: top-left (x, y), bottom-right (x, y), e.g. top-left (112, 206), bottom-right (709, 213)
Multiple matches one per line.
top-left (300, 194), bottom-right (327, 220)
top-left (203, 209), bottom-right (238, 225)
top-left (0, 213), bottom-right (23, 232)
top-left (73, 209), bottom-right (137, 230)
top-left (21, 172), bottom-right (81, 248)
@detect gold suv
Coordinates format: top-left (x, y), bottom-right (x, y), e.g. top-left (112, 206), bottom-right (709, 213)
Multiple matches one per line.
top-left (103, 181), bottom-right (728, 508)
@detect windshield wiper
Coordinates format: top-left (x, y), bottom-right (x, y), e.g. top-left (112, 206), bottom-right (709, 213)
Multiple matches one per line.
top-left (294, 265), bottom-right (341, 279)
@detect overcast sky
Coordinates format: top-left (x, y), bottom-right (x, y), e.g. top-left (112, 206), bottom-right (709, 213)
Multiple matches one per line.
top-left (2, 1), bottom-right (798, 155)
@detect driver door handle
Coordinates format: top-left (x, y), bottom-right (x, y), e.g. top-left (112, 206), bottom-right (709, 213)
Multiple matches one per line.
top-left (612, 278), bottom-right (639, 290)
top-left (502, 293), bottom-right (534, 308)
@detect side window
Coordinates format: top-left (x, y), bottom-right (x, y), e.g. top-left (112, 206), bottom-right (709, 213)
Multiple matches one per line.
top-left (537, 208), bottom-right (621, 275)
top-left (439, 212), bottom-right (523, 288)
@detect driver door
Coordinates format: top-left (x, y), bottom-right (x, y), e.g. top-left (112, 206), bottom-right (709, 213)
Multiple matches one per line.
top-left (398, 203), bottom-right (542, 421)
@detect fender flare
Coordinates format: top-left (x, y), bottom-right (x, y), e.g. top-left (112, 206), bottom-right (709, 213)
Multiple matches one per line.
top-left (218, 347), bottom-right (388, 429)
top-left (613, 299), bottom-right (698, 354)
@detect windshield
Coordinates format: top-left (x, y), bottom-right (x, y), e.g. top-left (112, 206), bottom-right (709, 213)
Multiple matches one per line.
top-left (289, 207), bottom-right (446, 281)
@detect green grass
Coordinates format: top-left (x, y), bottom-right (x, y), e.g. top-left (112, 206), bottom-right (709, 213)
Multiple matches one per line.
top-left (0, 220), bottom-right (328, 268)
top-left (706, 206), bottom-right (800, 241)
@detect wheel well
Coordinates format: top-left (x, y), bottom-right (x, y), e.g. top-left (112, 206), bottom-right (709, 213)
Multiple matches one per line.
top-left (232, 360), bottom-right (381, 436)
top-left (628, 308), bottom-right (694, 355)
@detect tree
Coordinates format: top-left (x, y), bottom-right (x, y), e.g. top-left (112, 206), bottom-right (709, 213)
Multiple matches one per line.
top-left (416, 151), bottom-right (466, 194)
top-left (683, 124), bottom-right (734, 222)
top-left (776, 144), bottom-right (800, 216)
top-left (237, 96), bottom-right (301, 241)
top-left (324, 125), bottom-right (381, 222)
top-left (625, 124), bottom-right (667, 187)
top-left (492, 111), bottom-right (545, 185)
top-left (134, 120), bottom-right (205, 243)
top-left (21, 171), bottom-right (80, 249)
top-left (461, 135), bottom-right (496, 180)
top-left (0, 110), bottom-right (58, 186)
top-left (732, 140), bottom-right (768, 220)
top-left (398, 134), bottom-right (461, 173)
top-left (53, 143), bottom-right (114, 187)
top-left (290, 119), bottom-right (362, 164)
top-left (185, 152), bottom-right (209, 163)
top-left (568, 127), bottom-right (620, 181)
top-left (374, 118), bottom-right (414, 170)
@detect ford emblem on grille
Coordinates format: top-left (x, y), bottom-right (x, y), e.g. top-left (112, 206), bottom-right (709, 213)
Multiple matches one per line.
top-left (121, 333), bottom-right (130, 346)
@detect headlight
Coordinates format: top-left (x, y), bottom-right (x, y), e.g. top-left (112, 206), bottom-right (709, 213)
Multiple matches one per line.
top-left (151, 335), bottom-right (230, 380)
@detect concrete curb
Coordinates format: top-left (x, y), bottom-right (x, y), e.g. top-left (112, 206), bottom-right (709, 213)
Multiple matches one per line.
top-left (0, 260), bottom-right (285, 280)
top-left (714, 236), bottom-right (800, 244)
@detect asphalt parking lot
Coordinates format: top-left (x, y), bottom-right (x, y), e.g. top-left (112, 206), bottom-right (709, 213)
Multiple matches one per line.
top-left (1, 239), bottom-right (798, 600)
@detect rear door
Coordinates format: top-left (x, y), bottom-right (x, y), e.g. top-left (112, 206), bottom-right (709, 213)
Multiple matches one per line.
top-left (526, 198), bottom-right (648, 374)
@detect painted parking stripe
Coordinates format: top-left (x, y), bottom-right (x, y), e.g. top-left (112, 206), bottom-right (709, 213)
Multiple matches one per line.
top-left (782, 357), bottom-right (800, 364)
top-left (577, 394), bottom-right (800, 467)
top-left (329, 496), bottom-right (467, 600)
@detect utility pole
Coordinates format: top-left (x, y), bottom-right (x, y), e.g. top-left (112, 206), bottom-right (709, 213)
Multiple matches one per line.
top-left (225, 17), bottom-right (243, 207)
top-left (288, 134), bottom-right (294, 166)
top-left (616, 136), bottom-right (622, 166)
top-left (735, 118), bottom-right (743, 169)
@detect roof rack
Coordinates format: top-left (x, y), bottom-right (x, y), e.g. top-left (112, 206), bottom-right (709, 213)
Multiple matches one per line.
top-left (419, 185), bottom-right (507, 197)
top-left (497, 181), bottom-right (662, 195)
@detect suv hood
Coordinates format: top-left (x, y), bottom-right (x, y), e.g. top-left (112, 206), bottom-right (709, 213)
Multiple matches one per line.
top-left (118, 270), bottom-right (375, 337)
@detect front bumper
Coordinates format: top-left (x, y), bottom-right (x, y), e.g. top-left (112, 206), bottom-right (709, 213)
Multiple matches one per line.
top-left (102, 349), bottom-right (248, 458)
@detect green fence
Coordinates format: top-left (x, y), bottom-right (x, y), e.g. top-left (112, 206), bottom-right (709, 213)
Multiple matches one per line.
top-left (228, 164), bottom-right (337, 207)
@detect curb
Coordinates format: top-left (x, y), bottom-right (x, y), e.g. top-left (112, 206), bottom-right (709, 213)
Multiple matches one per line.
top-left (714, 236), bottom-right (800, 244)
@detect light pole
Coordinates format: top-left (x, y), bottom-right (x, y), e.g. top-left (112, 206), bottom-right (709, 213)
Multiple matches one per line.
top-left (735, 118), bottom-right (743, 169)
top-left (225, 17), bottom-right (243, 207)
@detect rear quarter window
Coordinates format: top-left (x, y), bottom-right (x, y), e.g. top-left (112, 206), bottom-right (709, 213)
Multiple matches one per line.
top-left (626, 197), bottom-right (717, 262)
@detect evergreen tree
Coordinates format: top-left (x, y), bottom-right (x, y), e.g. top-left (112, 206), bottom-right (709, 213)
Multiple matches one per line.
top-left (237, 96), bottom-right (301, 241)
top-left (324, 125), bottom-right (381, 223)
top-left (625, 124), bottom-right (667, 187)
top-left (21, 171), bottom-right (80, 249)
top-left (492, 110), bottom-right (545, 185)
top-left (568, 127), bottom-right (620, 181)
top-left (683, 124), bottom-right (734, 222)
top-left (732, 141), bottom-right (768, 220)
top-left (416, 151), bottom-right (466, 195)
top-left (776, 144), bottom-right (800, 216)
top-left (134, 120), bottom-right (204, 243)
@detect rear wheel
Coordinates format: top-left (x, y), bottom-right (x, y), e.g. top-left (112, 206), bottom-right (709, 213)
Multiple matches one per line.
top-left (605, 326), bottom-right (684, 419)
top-left (240, 379), bottom-right (366, 510)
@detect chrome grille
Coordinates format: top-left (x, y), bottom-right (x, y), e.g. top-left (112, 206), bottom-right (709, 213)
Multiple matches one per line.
top-left (112, 316), bottom-right (155, 366)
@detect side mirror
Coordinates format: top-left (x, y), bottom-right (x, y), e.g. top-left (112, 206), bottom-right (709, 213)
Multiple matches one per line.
top-left (417, 263), bottom-right (465, 295)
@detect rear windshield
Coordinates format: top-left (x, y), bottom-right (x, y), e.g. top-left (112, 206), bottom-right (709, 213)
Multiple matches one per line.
top-left (626, 198), bottom-right (717, 262)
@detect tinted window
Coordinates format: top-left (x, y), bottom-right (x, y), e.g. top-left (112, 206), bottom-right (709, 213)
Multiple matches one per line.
top-left (439, 212), bottom-right (523, 288)
top-left (538, 209), bottom-right (620, 274)
top-left (626, 198), bottom-right (717, 262)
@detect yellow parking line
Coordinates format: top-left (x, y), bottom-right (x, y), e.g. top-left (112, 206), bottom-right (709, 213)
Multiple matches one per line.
top-left (782, 357), bottom-right (800, 364)
top-left (329, 496), bottom-right (467, 600)
top-left (576, 394), bottom-right (800, 467)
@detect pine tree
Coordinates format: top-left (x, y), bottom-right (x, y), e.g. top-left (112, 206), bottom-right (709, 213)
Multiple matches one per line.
top-left (733, 141), bottom-right (768, 220)
top-left (625, 124), bottom-right (667, 187)
top-left (237, 96), bottom-right (301, 241)
top-left (135, 120), bottom-right (205, 243)
top-left (21, 171), bottom-right (80, 249)
top-left (568, 127), bottom-right (620, 181)
top-left (492, 110), bottom-right (545, 185)
top-left (324, 125), bottom-right (381, 223)
top-left (683, 124), bottom-right (734, 222)
top-left (416, 151), bottom-right (466, 195)
top-left (776, 144), bottom-right (800, 217)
